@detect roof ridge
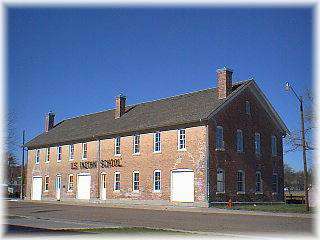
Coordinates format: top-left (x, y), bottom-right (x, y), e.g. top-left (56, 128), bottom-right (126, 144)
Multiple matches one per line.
top-left (58, 80), bottom-right (249, 122)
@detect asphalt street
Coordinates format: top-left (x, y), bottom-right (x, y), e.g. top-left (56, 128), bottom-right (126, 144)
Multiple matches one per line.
top-left (5, 201), bottom-right (314, 237)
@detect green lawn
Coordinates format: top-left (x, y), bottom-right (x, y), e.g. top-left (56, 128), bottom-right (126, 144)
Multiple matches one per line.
top-left (213, 204), bottom-right (312, 213)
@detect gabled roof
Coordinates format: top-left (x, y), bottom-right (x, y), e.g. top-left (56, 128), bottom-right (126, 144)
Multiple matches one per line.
top-left (25, 81), bottom-right (251, 149)
top-left (25, 79), bottom-right (288, 149)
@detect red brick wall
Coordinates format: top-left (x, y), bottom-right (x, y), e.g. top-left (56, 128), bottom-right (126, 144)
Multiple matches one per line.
top-left (25, 125), bottom-right (208, 205)
top-left (208, 88), bottom-right (284, 203)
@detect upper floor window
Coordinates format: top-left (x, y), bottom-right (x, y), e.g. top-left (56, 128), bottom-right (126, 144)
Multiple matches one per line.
top-left (114, 172), bottom-right (120, 191)
top-left (69, 144), bottom-right (74, 160)
top-left (82, 143), bottom-right (87, 159)
top-left (237, 170), bottom-right (245, 193)
top-left (35, 149), bottom-right (40, 164)
top-left (236, 130), bottom-right (244, 153)
top-left (154, 170), bottom-right (161, 192)
top-left (133, 171), bottom-right (139, 192)
top-left (215, 126), bottom-right (224, 150)
top-left (178, 129), bottom-right (186, 150)
top-left (115, 137), bottom-right (121, 155)
top-left (45, 148), bottom-right (50, 163)
top-left (271, 135), bottom-right (277, 156)
top-left (68, 174), bottom-right (74, 191)
top-left (154, 132), bottom-right (161, 153)
top-left (255, 171), bottom-right (262, 193)
top-left (272, 173), bottom-right (278, 193)
top-left (245, 101), bottom-right (251, 115)
top-left (44, 176), bottom-right (49, 191)
top-left (57, 146), bottom-right (62, 162)
top-left (254, 133), bottom-right (261, 155)
top-left (133, 134), bottom-right (140, 154)
top-left (217, 168), bottom-right (225, 193)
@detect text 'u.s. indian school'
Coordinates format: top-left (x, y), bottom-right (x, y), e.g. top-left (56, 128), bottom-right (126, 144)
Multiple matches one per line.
top-left (25, 67), bottom-right (288, 207)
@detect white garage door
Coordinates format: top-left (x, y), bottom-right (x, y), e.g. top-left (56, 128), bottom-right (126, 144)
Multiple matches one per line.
top-left (77, 174), bottom-right (91, 200)
top-left (32, 177), bottom-right (42, 200)
top-left (171, 170), bottom-right (194, 202)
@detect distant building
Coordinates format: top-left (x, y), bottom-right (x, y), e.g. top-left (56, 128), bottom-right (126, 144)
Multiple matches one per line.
top-left (25, 67), bottom-right (288, 206)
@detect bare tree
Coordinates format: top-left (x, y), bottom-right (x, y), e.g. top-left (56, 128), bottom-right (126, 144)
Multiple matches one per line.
top-left (285, 89), bottom-right (315, 153)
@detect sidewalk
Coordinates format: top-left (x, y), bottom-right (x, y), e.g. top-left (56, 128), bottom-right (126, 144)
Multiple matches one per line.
top-left (17, 199), bottom-right (312, 218)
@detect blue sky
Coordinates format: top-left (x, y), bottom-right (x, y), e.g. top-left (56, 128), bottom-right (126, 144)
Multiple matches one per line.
top-left (7, 7), bottom-right (312, 170)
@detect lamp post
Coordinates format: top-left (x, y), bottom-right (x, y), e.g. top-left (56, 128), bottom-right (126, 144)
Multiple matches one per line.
top-left (285, 82), bottom-right (309, 211)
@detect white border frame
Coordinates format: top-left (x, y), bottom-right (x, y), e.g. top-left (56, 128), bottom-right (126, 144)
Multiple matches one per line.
top-left (114, 171), bottom-right (121, 191)
top-left (132, 171), bottom-right (140, 193)
top-left (153, 169), bottom-right (161, 192)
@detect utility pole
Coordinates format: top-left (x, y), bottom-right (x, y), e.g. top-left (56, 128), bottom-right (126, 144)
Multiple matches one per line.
top-left (285, 82), bottom-right (309, 211)
top-left (20, 130), bottom-right (25, 200)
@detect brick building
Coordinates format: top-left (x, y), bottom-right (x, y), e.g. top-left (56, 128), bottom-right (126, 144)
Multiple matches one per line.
top-left (25, 67), bottom-right (288, 206)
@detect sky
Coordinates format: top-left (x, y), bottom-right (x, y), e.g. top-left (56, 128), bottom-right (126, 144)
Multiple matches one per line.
top-left (7, 7), bottom-right (313, 170)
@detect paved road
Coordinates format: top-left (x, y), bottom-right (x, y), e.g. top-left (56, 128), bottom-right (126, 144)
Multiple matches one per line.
top-left (6, 201), bottom-right (313, 236)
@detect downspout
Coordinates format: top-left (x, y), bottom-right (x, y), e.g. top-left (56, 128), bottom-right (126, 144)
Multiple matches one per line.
top-left (97, 139), bottom-right (101, 201)
top-left (205, 123), bottom-right (210, 207)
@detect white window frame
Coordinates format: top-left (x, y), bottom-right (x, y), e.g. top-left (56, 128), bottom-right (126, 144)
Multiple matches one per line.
top-left (69, 144), bottom-right (74, 161)
top-left (82, 142), bottom-right (87, 160)
top-left (255, 133), bottom-right (261, 155)
top-left (215, 126), bottom-right (224, 150)
top-left (153, 170), bottom-right (161, 192)
top-left (45, 147), bottom-right (50, 163)
top-left (44, 175), bottom-right (49, 192)
top-left (255, 171), bottom-right (263, 194)
top-left (115, 137), bottom-right (121, 156)
top-left (178, 129), bottom-right (186, 151)
top-left (68, 174), bottom-right (74, 192)
top-left (114, 172), bottom-right (120, 191)
top-left (236, 129), bottom-right (244, 153)
top-left (153, 132), bottom-right (161, 153)
top-left (216, 168), bottom-right (225, 193)
top-left (35, 149), bottom-right (40, 164)
top-left (132, 171), bottom-right (139, 192)
top-left (57, 146), bottom-right (62, 162)
top-left (271, 135), bottom-right (277, 157)
top-left (237, 170), bottom-right (245, 194)
top-left (245, 101), bottom-right (251, 115)
top-left (272, 173), bottom-right (278, 194)
top-left (133, 134), bottom-right (140, 155)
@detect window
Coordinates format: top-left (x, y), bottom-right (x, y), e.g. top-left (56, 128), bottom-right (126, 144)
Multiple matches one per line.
top-left (35, 149), bottom-right (40, 164)
top-left (45, 148), bottom-right (50, 163)
top-left (215, 126), bottom-right (224, 150)
top-left (69, 144), bottom-right (74, 160)
top-left (154, 132), bottom-right (161, 152)
top-left (68, 174), bottom-right (74, 191)
top-left (255, 133), bottom-right (261, 155)
top-left (271, 135), bottom-right (277, 156)
top-left (57, 146), bottom-right (62, 162)
top-left (237, 170), bottom-right (245, 193)
top-left (115, 137), bottom-right (121, 155)
top-left (154, 170), bottom-right (161, 192)
top-left (245, 101), bottom-right (251, 115)
top-left (82, 143), bottom-right (87, 159)
top-left (272, 173), bottom-right (278, 193)
top-left (236, 130), bottom-right (244, 153)
top-left (114, 172), bottom-right (120, 191)
top-left (133, 134), bottom-right (140, 154)
top-left (133, 171), bottom-right (139, 191)
top-left (44, 176), bottom-right (49, 191)
top-left (178, 129), bottom-right (186, 150)
top-left (217, 169), bottom-right (225, 193)
top-left (255, 171), bottom-right (262, 193)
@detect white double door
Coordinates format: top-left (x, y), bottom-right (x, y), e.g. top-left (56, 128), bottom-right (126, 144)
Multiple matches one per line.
top-left (171, 170), bottom-right (194, 202)
top-left (32, 177), bottom-right (42, 200)
top-left (101, 173), bottom-right (107, 200)
top-left (77, 174), bottom-right (91, 200)
top-left (55, 175), bottom-right (61, 200)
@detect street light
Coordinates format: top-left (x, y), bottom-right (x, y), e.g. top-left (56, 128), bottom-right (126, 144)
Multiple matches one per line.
top-left (285, 82), bottom-right (309, 211)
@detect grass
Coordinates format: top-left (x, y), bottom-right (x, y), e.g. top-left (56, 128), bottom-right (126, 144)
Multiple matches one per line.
top-left (213, 203), bottom-right (313, 213)
top-left (76, 227), bottom-right (190, 235)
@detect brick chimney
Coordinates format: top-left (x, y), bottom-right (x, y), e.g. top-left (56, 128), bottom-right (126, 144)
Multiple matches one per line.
top-left (217, 67), bottom-right (233, 99)
top-left (115, 94), bottom-right (126, 119)
top-left (45, 111), bottom-right (55, 132)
